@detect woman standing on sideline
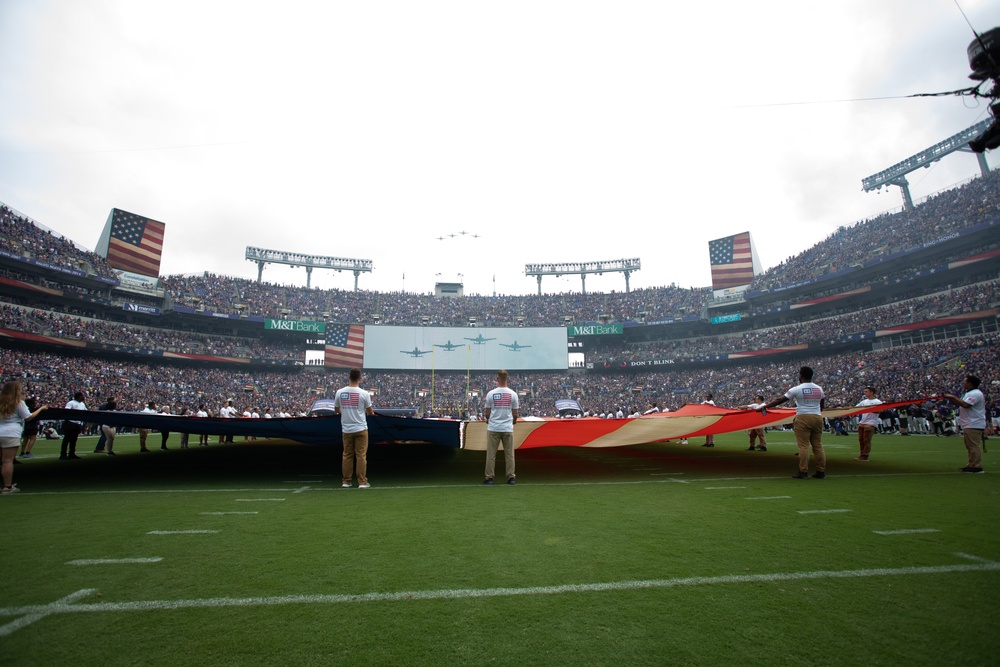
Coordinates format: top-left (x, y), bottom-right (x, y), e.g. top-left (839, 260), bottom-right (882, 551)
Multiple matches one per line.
top-left (18, 396), bottom-right (40, 459)
top-left (1, 381), bottom-right (47, 494)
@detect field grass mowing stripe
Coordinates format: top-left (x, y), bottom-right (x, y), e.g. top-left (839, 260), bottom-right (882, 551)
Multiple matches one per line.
top-left (2, 561), bottom-right (998, 628)
top-left (199, 512), bottom-right (258, 515)
top-left (234, 498), bottom-right (286, 502)
top-left (704, 486), bottom-right (747, 490)
top-left (66, 558), bottom-right (163, 565)
top-left (797, 509), bottom-right (853, 514)
top-left (746, 496), bottom-right (792, 500)
top-left (872, 529), bottom-right (942, 535)
top-left (146, 530), bottom-right (220, 535)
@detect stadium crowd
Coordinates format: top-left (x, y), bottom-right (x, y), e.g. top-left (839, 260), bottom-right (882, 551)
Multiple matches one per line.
top-left (0, 205), bottom-right (117, 279)
top-left (749, 169), bottom-right (1000, 292)
top-left (0, 304), bottom-right (302, 360)
top-left (3, 333), bottom-right (996, 426)
top-left (1, 273), bottom-right (995, 368)
top-left (589, 279), bottom-right (1000, 363)
top-left (1, 171), bottom-right (998, 436)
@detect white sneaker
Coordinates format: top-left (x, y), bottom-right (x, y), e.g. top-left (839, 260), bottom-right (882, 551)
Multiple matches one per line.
top-left (358, 482), bottom-right (371, 489)
top-left (341, 483), bottom-right (351, 488)
top-left (2, 484), bottom-right (19, 494)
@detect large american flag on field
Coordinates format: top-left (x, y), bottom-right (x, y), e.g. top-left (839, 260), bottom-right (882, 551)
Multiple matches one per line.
top-left (325, 324), bottom-right (365, 367)
top-left (105, 208), bottom-right (166, 277)
top-left (708, 231), bottom-right (754, 291)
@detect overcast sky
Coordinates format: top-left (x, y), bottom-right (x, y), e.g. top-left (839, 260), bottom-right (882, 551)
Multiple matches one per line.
top-left (1, 1), bottom-right (997, 297)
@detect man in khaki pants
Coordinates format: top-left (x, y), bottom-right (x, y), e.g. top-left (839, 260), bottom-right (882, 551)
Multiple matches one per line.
top-left (483, 369), bottom-right (519, 485)
top-left (760, 366), bottom-right (827, 479)
top-left (334, 368), bottom-right (375, 488)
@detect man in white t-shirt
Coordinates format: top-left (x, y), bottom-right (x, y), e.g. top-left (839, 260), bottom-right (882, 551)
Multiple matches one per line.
top-left (760, 366), bottom-right (826, 479)
top-left (60, 391), bottom-right (88, 460)
top-left (219, 399), bottom-right (237, 443)
top-left (854, 387), bottom-right (882, 461)
top-left (945, 375), bottom-right (987, 474)
top-left (138, 401), bottom-right (157, 452)
top-left (483, 369), bottom-right (519, 485)
top-left (334, 368), bottom-right (374, 488)
top-left (196, 404), bottom-right (210, 446)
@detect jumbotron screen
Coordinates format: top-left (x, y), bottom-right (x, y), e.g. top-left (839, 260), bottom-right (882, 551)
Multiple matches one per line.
top-left (362, 326), bottom-right (568, 370)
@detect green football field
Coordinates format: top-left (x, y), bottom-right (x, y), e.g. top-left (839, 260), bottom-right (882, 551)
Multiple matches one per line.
top-left (2, 429), bottom-right (997, 666)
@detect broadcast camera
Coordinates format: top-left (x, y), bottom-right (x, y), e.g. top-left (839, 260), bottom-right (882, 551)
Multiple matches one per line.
top-left (967, 27), bottom-right (1000, 153)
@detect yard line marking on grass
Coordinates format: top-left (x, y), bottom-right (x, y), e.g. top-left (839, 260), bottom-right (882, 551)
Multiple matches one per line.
top-left (0, 588), bottom-right (95, 637)
top-left (954, 553), bottom-right (997, 563)
top-left (746, 496), bottom-right (792, 500)
top-left (234, 498), bottom-right (286, 502)
top-left (25, 488), bottom-right (295, 496)
top-left (292, 486), bottom-right (311, 494)
top-left (704, 486), bottom-right (747, 490)
top-left (200, 511), bottom-right (258, 516)
top-left (2, 559), bottom-right (999, 633)
top-left (797, 509), bottom-right (853, 515)
top-left (66, 558), bottom-right (163, 566)
top-left (873, 529), bottom-right (941, 535)
top-left (12, 471), bottom-right (960, 499)
top-left (146, 530), bottom-right (220, 535)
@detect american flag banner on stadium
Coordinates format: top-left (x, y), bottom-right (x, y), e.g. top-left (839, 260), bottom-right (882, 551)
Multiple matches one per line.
top-left (325, 324), bottom-right (365, 367)
top-left (708, 231), bottom-right (755, 291)
top-left (105, 208), bottom-right (166, 277)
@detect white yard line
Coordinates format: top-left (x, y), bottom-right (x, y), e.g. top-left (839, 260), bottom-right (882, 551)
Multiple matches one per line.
top-left (873, 529), bottom-right (941, 535)
top-left (2, 555), bottom-right (997, 637)
top-left (66, 558), bottom-right (163, 566)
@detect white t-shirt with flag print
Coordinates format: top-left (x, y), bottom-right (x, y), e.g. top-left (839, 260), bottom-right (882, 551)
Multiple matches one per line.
top-left (785, 382), bottom-right (824, 415)
top-left (335, 386), bottom-right (372, 434)
top-left (486, 387), bottom-right (519, 433)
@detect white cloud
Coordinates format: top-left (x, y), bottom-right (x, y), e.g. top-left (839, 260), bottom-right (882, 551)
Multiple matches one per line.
top-left (0, 0), bottom-right (997, 296)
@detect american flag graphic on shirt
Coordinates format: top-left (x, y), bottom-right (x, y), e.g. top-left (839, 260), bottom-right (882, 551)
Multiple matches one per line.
top-left (491, 392), bottom-right (513, 407)
top-left (339, 390), bottom-right (360, 407)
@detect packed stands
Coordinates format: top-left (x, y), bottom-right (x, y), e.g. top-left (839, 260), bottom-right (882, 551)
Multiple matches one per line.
top-left (1, 168), bottom-right (998, 428)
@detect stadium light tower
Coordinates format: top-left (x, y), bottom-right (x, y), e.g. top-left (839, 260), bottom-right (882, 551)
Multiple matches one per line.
top-left (861, 119), bottom-right (993, 210)
top-left (524, 258), bottom-right (640, 295)
top-left (245, 246), bottom-right (373, 290)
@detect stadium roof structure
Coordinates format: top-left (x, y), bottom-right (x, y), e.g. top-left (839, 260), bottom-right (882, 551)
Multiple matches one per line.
top-left (245, 246), bottom-right (372, 290)
top-left (525, 257), bottom-right (640, 295)
top-left (862, 119), bottom-right (993, 210)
